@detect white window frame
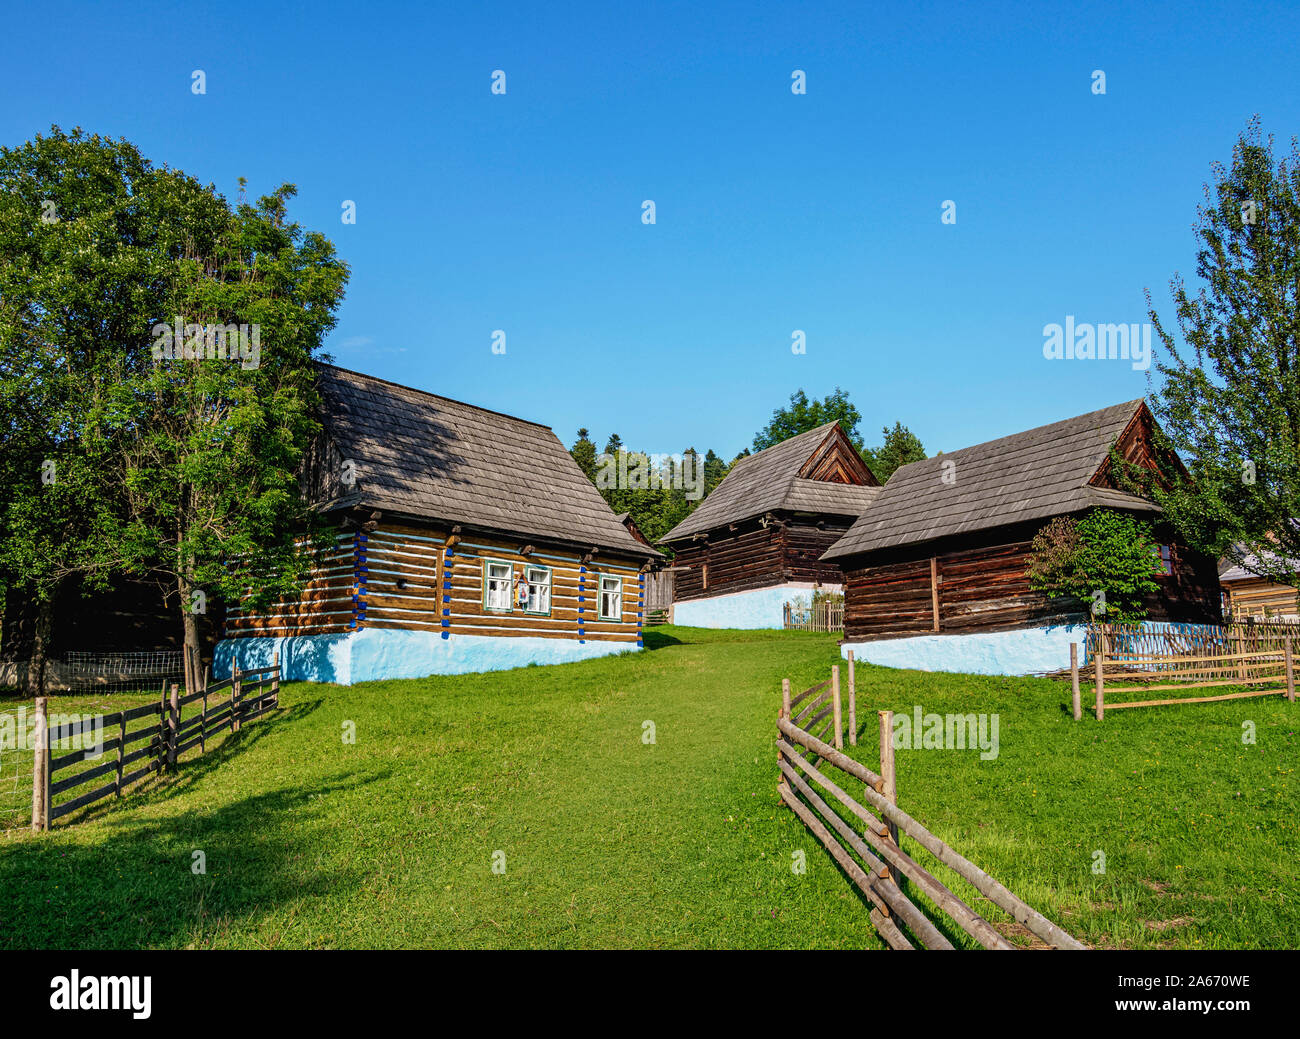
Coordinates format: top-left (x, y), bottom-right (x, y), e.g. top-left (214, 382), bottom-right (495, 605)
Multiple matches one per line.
top-left (598, 574), bottom-right (623, 621)
top-left (524, 564), bottom-right (552, 616)
top-left (483, 559), bottom-right (514, 612)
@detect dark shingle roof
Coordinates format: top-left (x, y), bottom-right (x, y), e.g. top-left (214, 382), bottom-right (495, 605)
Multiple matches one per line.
top-left (823, 400), bottom-right (1155, 561)
top-left (660, 423), bottom-right (876, 543)
top-left (314, 364), bottom-right (660, 559)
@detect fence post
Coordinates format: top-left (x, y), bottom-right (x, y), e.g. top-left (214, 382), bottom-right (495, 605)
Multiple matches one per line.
top-left (847, 650), bottom-right (856, 746)
top-left (779, 679), bottom-right (791, 797)
top-left (877, 709), bottom-right (899, 849)
top-left (115, 709), bottom-right (125, 798)
top-left (272, 650), bottom-right (281, 709)
top-left (1094, 643), bottom-right (1105, 721)
top-left (232, 666), bottom-right (242, 733)
top-left (167, 683), bottom-right (179, 771)
top-left (31, 697), bottom-right (49, 833)
top-left (1070, 643), bottom-right (1082, 721)
top-left (200, 665), bottom-right (209, 755)
top-left (1285, 635), bottom-right (1295, 704)
top-left (831, 665), bottom-right (843, 750)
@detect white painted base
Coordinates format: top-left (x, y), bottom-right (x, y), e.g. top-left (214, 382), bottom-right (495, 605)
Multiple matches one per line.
top-left (214, 628), bottom-right (641, 685)
top-left (841, 624), bottom-right (1089, 676)
top-left (673, 582), bottom-right (838, 630)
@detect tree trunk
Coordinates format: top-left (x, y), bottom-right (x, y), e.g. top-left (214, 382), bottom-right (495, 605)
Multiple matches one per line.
top-left (29, 594), bottom-right (56, 697)
top-left (177, 574), bottom-right (202, 696)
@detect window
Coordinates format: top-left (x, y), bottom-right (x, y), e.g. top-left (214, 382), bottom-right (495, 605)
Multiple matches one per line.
top-left (524, 565), bottom-right (551, 615)
top-left (484, 559), bottom-right (513, 611)
top-left (598, 575), bottom-right (623, 620)
top-left (1154, 544), bottom-right (1173, 577)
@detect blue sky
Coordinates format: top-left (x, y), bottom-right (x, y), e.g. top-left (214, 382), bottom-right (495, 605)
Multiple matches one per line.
top-left (2, 1), bottom-right (1297, 460)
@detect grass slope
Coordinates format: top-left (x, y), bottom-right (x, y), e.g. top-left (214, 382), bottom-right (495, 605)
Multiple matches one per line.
top-left (1, 626), bottom-right (1296, 949)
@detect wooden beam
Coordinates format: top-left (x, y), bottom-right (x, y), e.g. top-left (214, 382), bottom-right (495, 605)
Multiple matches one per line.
top-left (929, 556), bottom-right (940, 632)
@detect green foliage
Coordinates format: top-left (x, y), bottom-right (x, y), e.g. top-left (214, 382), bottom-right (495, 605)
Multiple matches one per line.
top-left (1026, 510), bottom-right (1162, 623)
top-left (861, 421), bottom-right (927, 482)
top-left (1141, 119), bottom-right (1300, 587)
top-left (0, 127), bottom-right (348, 676)
top-left (752, 387), bottom-right (862, 451)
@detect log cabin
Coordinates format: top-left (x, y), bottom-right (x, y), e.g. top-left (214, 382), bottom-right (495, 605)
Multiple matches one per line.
top-left (658, 422), bottom-right (881, 627)
top-left (217, 363), bottom-right (662, 683)
top-left (1219, 548), bottom-right (1299, 621)
top-left (823, 400), bottom-right (1223, 674)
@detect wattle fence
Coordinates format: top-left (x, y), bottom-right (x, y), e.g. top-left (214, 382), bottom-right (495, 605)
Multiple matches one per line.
top-left (1072, 622), bottom-right (1298, 719)
top-left (25, 658), bottom-right (281, 831)
top-left (783, 600), bottom-right (845, 633)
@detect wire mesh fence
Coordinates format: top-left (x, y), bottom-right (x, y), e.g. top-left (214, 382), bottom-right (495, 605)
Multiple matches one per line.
top-left (63, 650), bottom-right (184, 696)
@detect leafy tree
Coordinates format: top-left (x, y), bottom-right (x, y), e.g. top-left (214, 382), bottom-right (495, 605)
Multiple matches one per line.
top-left (0, 128), bottom-right (348, 693)
top-left (0, 128), bottom-right (211, 690)
top-left (604, 433), bottom-right (623, 455)
top-left (862, 421), bottom-right (926, 481)
top-left (1026, 510), bottom-right (1162, 623)
top-left (752, 388), bottom-right (863, 451)
top-left (1139, 119), bottom-right (1300, 588)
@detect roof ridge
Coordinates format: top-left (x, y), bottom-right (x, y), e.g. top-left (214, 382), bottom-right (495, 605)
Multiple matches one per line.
top-left (733, 421), bottom-right (841, 467)
top-left (317, 361), bottom-right (554, 431)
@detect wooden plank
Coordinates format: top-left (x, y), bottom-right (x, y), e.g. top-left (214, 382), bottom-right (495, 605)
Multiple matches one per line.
top-left (831, 666), bottom-right (843, 750)
top-left (930, 556), bottom-right (940, 631)
top-left (847, 650), bottom-right (857, 747)
top-left (1070, 643), bottom-right (1082, 721)
top-left (1106, 688), bottom-right (1289, 709)
top-left (50, 779), bottom-right (118, 819)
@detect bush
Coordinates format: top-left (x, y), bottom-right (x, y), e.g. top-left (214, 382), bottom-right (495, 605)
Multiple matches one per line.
top-left (1027, 510), bottom-right (1161, 623)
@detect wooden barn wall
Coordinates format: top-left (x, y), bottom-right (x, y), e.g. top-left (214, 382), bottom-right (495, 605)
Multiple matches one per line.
top-left (1, 577), bottom-right (220, 661)
top-left (1222, 578), bottom-right (1299, 620)
top-left (671, 523), bottom-right (784, 602)
top-left (842, 516), bottom-right (1222, 641)
top-left (784, 521), bottom-right (855, 583)
top-left (671, 517), bottom-right (852, 602)
top-left (227, 521), bottom-right (646, 644)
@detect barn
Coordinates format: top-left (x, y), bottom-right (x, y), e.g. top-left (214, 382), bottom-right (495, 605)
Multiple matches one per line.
top-left (1219, 547), bottom-right (1299, 621)
top-left (658, 422), bottom-right (881, 628)
top-left (217, 364), bottom-right (661, 683)
top-left (822, 399), bottom-right (1223, 674)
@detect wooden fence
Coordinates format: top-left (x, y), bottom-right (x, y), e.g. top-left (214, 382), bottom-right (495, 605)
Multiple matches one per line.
top-left (29, 658), bottom-right (281, 831)
top-left (783, 600), bottom-right (845, 633)
top-left (1068, 637), bottom-right (1296, 719)
top-left (778, 664), bottom-right (1084, 950)
top-left (1085, 619), bottom-right (1300, 665)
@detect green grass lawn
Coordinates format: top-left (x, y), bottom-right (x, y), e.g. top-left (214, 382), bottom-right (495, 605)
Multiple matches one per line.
top-left (1, 625), bottom-right (1296, 949)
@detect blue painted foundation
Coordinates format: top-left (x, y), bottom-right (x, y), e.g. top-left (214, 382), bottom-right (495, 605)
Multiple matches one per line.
top-left (214, 628), bottom-right (640, 685)
top-left (841, 623), bottom-right (1090, 677)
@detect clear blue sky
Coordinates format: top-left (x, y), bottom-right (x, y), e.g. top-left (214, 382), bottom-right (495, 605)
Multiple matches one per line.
top-left (2, 1), bottom-right (1297, 459)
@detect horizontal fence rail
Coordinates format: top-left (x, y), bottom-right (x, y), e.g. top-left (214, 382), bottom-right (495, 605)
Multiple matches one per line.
top-left (28, 655), bottom-right (282, 831)
top-left (1071, 629), bottom-right (1297, 719)
top-left (778, 665), bottom-right (1083, 951)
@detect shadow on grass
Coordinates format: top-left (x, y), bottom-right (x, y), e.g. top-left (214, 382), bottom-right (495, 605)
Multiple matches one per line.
top-left (0, 768), bottom-right (388, 950)
top-left (641, 629), bottom-right (684, 650)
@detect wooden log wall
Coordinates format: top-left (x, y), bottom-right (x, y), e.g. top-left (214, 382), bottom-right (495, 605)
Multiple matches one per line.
top-left (228, 521), bottom-right (646, 645)
top-left (842, 516), bottom-right (1223, 641)
top-left (1223, 578), bottom-right (1299, 621)
top-left (224, 531), bottom-right (359, 638)
top-left (672, 515), bottom-right (853, 602)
